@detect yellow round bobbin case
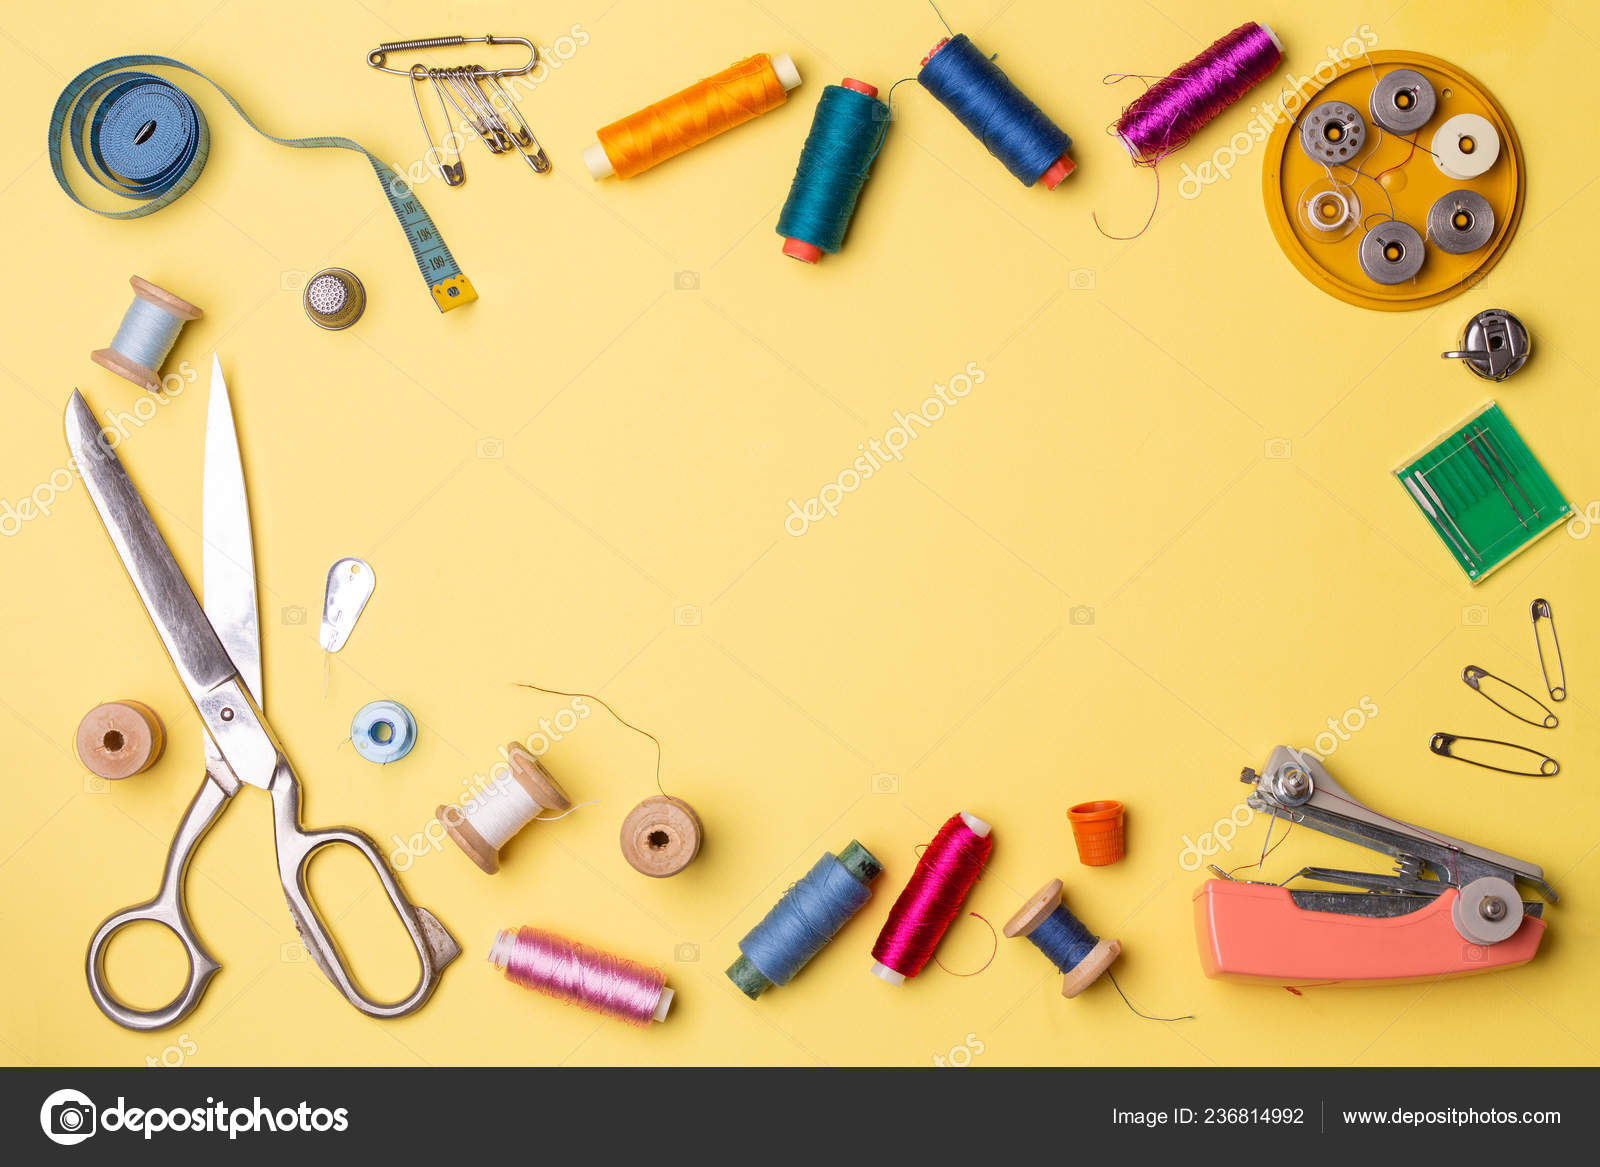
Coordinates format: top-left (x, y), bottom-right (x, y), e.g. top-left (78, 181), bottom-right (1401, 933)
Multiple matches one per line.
top-left (437, 743), bottom-right (572, 874)
top-left (619, 795), bottom-right (703, 877)
top-left (75, 700), bottom-right (165, 780)
top-left (1263, 51), bottom-right (1523, 311)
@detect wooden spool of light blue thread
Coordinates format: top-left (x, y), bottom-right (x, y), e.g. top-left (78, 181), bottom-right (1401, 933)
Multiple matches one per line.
top-left (1004, 878), bottom-right (1121, 998)
top-left (91, 276), bottom-right (203, 391)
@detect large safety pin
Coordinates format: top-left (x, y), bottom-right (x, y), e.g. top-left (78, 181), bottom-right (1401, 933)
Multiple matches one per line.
top-left (367, 35), bottom-right (537, 79)
top-left (1460, 665), bottom-right (1558, 729)
top-left (1429, 732), bottom-right (1558, 777)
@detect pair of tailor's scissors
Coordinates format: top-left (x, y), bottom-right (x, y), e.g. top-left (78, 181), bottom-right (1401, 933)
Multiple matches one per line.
top-left (66, 358), bottom-right (459, 1030)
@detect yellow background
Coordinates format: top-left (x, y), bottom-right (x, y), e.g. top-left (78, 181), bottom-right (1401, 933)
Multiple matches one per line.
top-left (2, 0), bottom-right (1597, 1067)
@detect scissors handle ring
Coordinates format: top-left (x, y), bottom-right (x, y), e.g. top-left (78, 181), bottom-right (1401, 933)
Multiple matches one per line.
top-left (270, 765), bottom-right (460, 1017)
top-left (85, 776), bottom-right (229, 1031)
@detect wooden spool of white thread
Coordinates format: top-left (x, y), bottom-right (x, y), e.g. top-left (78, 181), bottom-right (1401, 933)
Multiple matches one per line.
top-left (437, 744), bottom-right (572, 874)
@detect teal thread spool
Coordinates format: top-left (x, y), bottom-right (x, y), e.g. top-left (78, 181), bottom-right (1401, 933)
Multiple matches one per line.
top-left (727, 840), bottom-right (883, 998)
top-left (776, 78), bottom-right (888, 263)
top-left (1004, 878), bottom-right (1121, 998)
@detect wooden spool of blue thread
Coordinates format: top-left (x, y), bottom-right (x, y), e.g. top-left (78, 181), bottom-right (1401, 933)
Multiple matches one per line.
top-left (1004, 878), bottom-right (1121, 998)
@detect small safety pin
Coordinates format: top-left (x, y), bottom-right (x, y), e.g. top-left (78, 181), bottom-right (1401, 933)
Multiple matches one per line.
top-left (1429, 732), bottom-right (1559, 777)
top-left (1460, 665), bottom-right (1557, 729)
top-left (1531, 598), bottom-right (1566, 701)
top-left (442, 68), bottom-right (512, 152)
top-left (409, 65), bottom-right (465, 186)
top-left (480, 74), bottom-right (552, 174)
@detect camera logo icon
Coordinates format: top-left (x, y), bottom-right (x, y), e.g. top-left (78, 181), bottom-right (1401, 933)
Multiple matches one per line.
top-left (281, 605), bottom-right (307, 626)
top-left (1264, 438), bottom-right (1292, 460)
top-left (280, 269), bottom-right (307, 292)
top-left (673, 605), bottom-right (702, 627)
top-left (872, 773), bottom-right (899, 794)
top-left (1069, 604), bottom-right (1096, 626)
top-left (674, 270), bottom-right (700, 291)
top-left (674, 942), bottom-right (700, 963)
top-left (476, 437), bottom-right (505, 460)
top-left (1068, 268), bottom-right (1095, 290)
top-left (282, 941), bottom-right (307, 963)
top-left (40, 1088), bottom-right (96, 1145)
top-left (1461, 605), bottom-right (1489, 627)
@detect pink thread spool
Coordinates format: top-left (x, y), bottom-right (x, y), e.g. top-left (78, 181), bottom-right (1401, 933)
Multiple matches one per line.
top-left (489, 926), bottom-right (674, 1026)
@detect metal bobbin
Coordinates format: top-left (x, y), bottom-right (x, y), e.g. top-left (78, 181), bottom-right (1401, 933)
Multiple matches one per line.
top-left (1442, 309), bottom-right (1529, 381)
top-left (1358, 220), bottom-right (1425, 284)
top-left (1298, 101), bottom-right (1367, 165)
top-left (1427, 190), bottom-right (1495, 255)
top-left (1369, 68), bottom-right (1436, 135)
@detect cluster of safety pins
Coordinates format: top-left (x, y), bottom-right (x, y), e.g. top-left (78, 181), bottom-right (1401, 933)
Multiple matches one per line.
top-left (47, 6), bottom-right (1582, 1039)
top-left (366, 35), bottom-right (551, 185)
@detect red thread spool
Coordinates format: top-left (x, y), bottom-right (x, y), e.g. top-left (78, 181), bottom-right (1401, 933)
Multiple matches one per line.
top-left (870, 811), bottom-right (992, 985)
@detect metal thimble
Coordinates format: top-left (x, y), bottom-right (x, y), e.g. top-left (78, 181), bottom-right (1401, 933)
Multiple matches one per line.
top-left (303, 268), bottom-right (366, 330)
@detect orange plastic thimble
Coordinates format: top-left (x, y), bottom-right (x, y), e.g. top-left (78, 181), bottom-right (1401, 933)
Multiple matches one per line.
top-left (1067, 800), bottom-right (1125, 866)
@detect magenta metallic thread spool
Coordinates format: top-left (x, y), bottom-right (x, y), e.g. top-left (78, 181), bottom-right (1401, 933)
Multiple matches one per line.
top-left (1113, 22), bottom-right (1284, 164)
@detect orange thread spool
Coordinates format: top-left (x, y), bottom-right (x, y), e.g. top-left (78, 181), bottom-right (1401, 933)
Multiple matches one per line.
top-left (584, 53), bottom-right (801, 179)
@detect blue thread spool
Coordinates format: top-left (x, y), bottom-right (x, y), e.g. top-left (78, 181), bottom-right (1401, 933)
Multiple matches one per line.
top-left (727, 840), bottom-right (883, 998)
top-left (1004, 878), bottom-right (1121, 998)
top-left (91, 276), bottom-right (203, 390)
top-left (917, 35), bottom-right (1074, 189)
top-left (351, 700), bottom-right (418, 764)
top-left (776, 78), bottom-right (889, 263)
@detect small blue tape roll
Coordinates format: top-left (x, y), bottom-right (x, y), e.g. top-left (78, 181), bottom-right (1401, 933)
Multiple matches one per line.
top-left (351, 700), bottom-right (418, 764)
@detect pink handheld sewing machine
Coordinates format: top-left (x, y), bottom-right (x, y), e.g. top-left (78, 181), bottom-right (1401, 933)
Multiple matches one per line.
top-left (1195, 746), bottom-right (1556, 985)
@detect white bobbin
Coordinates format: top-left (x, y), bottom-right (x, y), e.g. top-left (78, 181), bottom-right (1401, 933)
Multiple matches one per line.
top-left (1431, 113), bottom-right (1500, 180)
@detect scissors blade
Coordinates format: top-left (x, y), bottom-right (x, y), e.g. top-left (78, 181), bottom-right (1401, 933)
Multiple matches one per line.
top-left (203, 356), bottom-right (262, 709)
top-left (65, 391), bottom-right (265, 785)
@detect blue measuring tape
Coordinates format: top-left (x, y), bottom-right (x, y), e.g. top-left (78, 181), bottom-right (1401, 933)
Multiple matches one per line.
top-left (49, 55), bottom-right (476, 313)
